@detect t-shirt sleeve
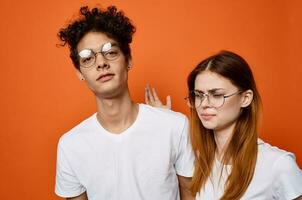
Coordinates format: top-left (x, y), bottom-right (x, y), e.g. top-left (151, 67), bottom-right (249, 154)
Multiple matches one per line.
top-left (55, 141), bottom-right (86, 198)
top-left (174, 116), bottom-right (195, 177)
top-left (272, 153), bottom-right (302, 199)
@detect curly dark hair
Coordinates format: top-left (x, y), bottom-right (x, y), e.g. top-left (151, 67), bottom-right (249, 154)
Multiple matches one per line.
top-left (57, 6), bottom-right (136, 70)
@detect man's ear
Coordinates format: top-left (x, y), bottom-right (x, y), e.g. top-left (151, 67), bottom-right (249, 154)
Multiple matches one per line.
top-left (76, 69), bottom-right (85, 81)
top-left (127, 59), bottom-right (132, 70)
top-left (241, 89), bottom-right (253, 108)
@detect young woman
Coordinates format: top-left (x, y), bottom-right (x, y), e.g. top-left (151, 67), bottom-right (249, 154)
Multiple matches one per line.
top-left (145, 50), bottom-right (302, 199)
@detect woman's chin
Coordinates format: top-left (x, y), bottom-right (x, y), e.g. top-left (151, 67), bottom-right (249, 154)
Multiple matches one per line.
top-left (201, 121), bottom-right (217, 130)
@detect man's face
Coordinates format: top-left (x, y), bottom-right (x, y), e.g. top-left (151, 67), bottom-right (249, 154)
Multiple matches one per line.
top-left (76, 31), bottom-right (130, 98)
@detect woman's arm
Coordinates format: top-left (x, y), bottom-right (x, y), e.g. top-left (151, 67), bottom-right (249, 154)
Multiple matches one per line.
top-left (145, 84), bottom-right (171, 109)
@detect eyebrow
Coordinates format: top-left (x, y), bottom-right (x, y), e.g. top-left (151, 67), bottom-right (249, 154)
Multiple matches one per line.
top-left (110, 42), bottom-right (118, 47)
top-left (102, 42), bottom-right (118, 48)
top-left (195, 88), bottom-right (225, 93)
top-left (78, 42), bottom-right (119, 53)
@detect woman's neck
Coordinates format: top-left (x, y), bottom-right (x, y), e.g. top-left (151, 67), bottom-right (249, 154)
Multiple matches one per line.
top-left (213, 121), bottom-right (237, 161)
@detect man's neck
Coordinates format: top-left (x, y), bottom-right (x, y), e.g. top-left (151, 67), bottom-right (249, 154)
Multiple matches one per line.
top-left (95, 91), bottom-right (138, 134)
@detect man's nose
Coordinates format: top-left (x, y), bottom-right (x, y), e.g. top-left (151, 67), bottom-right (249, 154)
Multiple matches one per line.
top-left (95, 52), bottom-right (109, 70)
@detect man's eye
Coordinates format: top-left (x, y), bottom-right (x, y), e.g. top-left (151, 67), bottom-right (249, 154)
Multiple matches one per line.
top-left (105, 50), bottom-right (118, 56)
top-left (82, 57), bottom-right (93, 63)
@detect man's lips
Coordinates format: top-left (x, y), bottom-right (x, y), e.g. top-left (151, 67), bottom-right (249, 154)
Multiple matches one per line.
top-left (96, 73), bottom-right (115, 82)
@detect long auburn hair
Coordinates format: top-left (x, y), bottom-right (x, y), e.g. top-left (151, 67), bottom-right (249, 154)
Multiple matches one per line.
top-left (188, 50), bottom-right (262, 199)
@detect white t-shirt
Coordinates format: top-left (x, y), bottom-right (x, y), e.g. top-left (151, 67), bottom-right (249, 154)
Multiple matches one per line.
top-left (55, 104), bottom-right (195, 200)
top-left (196, 139), bottom-right (302, 200)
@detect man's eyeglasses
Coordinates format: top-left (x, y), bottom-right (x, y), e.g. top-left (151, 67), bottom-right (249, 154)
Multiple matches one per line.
top-left (186, 90), bottom-right (242, 108)
top-left (78, 42), bottom-right (121, 68)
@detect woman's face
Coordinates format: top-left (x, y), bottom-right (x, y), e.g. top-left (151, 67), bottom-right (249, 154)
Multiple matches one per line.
top-left (194, 71), bottom-right (244, 132)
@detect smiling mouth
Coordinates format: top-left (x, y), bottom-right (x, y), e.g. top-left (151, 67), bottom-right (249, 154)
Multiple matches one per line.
top-left (96, 73), bottom-right (115, 82)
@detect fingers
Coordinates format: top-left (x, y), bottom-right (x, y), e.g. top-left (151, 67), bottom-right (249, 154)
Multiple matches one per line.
top-left (152, 88), bottom-right (160, 101)
top-left (147, 84), bottom-right (155, 102)
top-left (145, 84), bottom-right (155, 105)
top-left (145, 86), bottom-right (150, 105)
top-left (166, 95), bottom-right (172, 110)
top-left (145, 84), bottom-right (171, 109)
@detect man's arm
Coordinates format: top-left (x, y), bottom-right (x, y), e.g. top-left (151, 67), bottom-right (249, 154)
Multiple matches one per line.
top-left (66, 192), bottom-right (88, 200)
top-left (178, 175), bottom-right (195, 200)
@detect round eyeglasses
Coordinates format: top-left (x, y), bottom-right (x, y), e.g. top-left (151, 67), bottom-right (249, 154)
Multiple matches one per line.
top-left (78, 42), bottom-right (121, 68)
top-left (186, 90), bottom-right (242, 108)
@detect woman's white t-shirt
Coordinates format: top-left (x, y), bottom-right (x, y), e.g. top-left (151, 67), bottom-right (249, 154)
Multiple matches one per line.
top-left (196, 139), bottom-right (302, 200)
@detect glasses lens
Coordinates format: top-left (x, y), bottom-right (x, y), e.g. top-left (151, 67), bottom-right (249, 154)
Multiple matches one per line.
top-left (103, 48), bottom-right (120, 61)
top-left (79, 49), bottom-right (95, 68)
top-left (209, 94), bottom-right (224, 108)
top-left (194, 91), bottom-right (203, 108)
top-left (187, 91), bottom-right (201, 108)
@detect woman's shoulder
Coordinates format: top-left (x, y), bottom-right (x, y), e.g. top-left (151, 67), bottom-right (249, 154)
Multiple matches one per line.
top-left (257, 138), bottom-right (300, 174)
top-left (257, 139), bottom-right (294, 159)
top-left (255, 139), bottom-right (302, 199)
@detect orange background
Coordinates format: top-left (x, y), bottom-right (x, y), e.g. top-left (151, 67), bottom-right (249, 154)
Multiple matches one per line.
top-left (0, 0), bottom-right (301, 199)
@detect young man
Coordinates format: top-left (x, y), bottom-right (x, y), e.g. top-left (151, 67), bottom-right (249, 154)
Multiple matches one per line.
top-left (55, 6), bottom-right (195, 200)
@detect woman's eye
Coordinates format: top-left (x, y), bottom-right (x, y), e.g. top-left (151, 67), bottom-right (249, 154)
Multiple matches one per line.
top-left (212, 94), bottom-right (223, 98)
top-left (193, 92), bottom-right (203, 98)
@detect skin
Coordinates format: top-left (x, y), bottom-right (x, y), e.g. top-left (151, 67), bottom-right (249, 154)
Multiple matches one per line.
top-left (146, 71), bottom-right (252, 159)
top-left (68, 31), bottom-right (193, 200)
top-left (76, 32), bottom-right (130, 99)
top-left (145, 84), bottom-right (171, 109)
top-left (145, 85), bottom-right (193, 199)
top-left (76, 31), bottom-right (138, 134)
top-left (178, 175), bottom-right (195, 200)
top-left (194, 71), bottom-right (253, 158)
top-left (69, 32), bottom-right (137, 200)
top-left (145, 72), bottom-right (302, 199)
top-left (67, 192), bottom-right (87, 200)
top-left (144, 70), bottom-right (253, 198)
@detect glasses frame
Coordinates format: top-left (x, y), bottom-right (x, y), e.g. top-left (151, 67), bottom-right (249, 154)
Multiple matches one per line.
top-left (185, 90), bottom-right (242, 108)
top-left (78, 42), bottom-right (121, 68)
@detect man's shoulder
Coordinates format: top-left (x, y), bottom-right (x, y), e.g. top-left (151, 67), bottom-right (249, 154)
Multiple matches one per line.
top-left (140, 104), bottom-right (187, 123)
top-left (59, 113), bottom-right (96, 146)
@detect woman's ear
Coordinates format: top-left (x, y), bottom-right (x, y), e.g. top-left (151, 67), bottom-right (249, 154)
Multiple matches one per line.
top-left (76, 69), bottom-right (85, 81)
top-left (241, 89), bottom-right (253, 108)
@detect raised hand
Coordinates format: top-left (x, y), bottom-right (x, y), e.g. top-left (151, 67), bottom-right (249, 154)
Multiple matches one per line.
top-left (145, 84), bottom-right (171, 110)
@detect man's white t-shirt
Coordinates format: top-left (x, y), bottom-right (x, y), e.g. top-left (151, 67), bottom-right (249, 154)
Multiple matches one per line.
top-left (196, 139), bottom-right (302, 200)
top-left (55, 104), bottom-right (195, 200)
